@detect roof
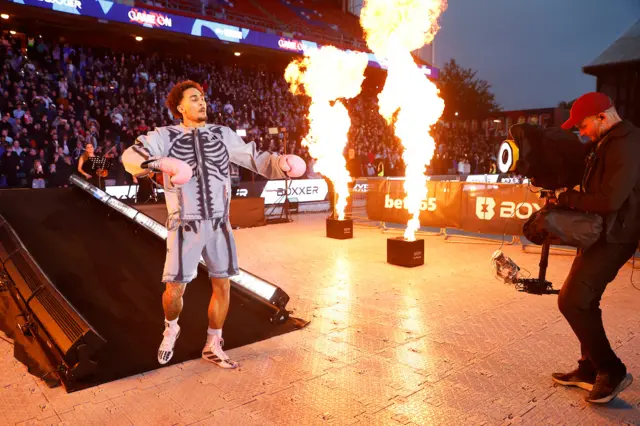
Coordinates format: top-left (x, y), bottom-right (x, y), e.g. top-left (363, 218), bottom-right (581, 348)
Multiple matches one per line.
top-left (583, 19), bottom-right (640, 74)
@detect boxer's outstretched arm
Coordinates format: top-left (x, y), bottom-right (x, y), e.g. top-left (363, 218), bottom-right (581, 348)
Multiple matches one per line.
top-left (122, 130), bottom-right (166, 178)
top-left (224, 126), bottom-right (287, 179)
top-left (223, 127), bottom-right (306, 179)
top-left (122, 130), bottom-right (192, 185)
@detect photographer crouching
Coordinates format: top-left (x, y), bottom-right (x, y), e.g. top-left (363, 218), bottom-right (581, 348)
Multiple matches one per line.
top-left (552, 92), bottom-right (639, 403)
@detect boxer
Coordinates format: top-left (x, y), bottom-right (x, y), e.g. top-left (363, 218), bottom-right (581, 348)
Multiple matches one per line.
top-left (123, 80), bottom-right (305, 368)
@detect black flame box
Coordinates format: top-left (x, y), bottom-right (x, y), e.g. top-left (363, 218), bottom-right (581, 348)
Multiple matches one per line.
top-left (326, 218), bottom-right (353, 240)
top-left (387, 237), bottom-right (424, 267)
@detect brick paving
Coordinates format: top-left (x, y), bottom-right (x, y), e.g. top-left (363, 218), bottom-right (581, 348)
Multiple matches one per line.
top-left (1, 213), bottom-right (639, 425)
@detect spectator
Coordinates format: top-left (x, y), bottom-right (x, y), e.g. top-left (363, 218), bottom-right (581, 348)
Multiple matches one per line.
top-left (0, 30), bottom-right (510, 191)
top-left (1, 144), bottom-right (20, 186)
top-left (48, 162), bottom-right (67, 187)
top-left (30, 159), bottom-right (46, 188)
top-left (346, 148), bottom-right (363, 178)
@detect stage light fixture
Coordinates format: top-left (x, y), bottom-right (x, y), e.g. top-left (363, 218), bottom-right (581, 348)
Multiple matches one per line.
top-left (135, 36), bottom-right (143, 41)
top-left (106, 197), bottom-right (137, 220)
top-left (9, 30), bottom-right (16, 35)
top-left (0, 215), bottom-right (106, 388)
top-left (234, 52), bottom-right (241, 56)
top-left (1, 14), bottom-right (9, 19)
top-left (233, 270), bottom-right (276, 300)
top-left (497, 140), bottom-right (519, 173)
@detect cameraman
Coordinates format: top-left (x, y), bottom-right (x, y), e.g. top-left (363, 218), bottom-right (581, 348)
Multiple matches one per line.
top-left (553, 92), bottom-right (639, 403)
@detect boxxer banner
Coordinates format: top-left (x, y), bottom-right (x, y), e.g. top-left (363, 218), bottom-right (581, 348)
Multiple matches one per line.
top-left (232, 179), bottom-right (329, 204)
top-left (459, 183), bottom-right (542, 236)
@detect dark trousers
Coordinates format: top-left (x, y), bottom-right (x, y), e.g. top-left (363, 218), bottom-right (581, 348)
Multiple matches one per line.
top-left (558, 238), bottom-right (638, 373)
top-left (5, 173), bottom-right (19, 187)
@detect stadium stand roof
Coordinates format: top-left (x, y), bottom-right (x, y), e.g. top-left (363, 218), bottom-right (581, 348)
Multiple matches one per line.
top-left (583, 19), bottom-right (640, 74)
top-left (140, 0), bottom-right (367, 51)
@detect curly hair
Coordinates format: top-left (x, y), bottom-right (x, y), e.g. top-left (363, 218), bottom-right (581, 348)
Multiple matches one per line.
top-left (165, 80), bottom-right (204, 119)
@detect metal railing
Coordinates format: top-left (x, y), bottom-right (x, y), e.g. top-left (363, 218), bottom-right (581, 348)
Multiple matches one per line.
top-left (336, 177), bottom-right (639, 269)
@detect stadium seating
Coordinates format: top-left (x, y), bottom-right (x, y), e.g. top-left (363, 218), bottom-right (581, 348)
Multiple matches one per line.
top-left (0, 25), bottom-right (498, 190)
top-left (138, 0), bottom-right (365, 49)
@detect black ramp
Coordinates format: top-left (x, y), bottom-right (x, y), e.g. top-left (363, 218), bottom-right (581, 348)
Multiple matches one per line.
top-left (0, 187), bottom-right (304, 390)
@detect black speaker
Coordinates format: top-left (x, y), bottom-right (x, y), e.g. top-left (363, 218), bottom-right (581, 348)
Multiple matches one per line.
top-left (0, 216), bottom-right (106, 383)
top-left (229, 197), bottom-right (266, 228)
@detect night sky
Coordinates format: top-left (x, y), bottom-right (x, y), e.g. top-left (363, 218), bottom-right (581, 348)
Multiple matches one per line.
top-left (433, 0), bottom-right (640, 111)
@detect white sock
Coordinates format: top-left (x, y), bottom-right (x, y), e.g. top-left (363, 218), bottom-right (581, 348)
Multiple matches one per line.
top-left (165, 318), bottom-right (179, 330)
top-left (206, 328), bottom-right (222, 346)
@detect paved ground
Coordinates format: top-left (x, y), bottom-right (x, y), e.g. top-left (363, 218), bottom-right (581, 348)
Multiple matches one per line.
top-left (1, 213), bottom-right (639, 425)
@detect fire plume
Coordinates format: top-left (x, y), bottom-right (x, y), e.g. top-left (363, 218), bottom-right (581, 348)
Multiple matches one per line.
top-left (360, 0), bottom-right (447, 241)
top-left (285, 46), bottom-right (368, 220)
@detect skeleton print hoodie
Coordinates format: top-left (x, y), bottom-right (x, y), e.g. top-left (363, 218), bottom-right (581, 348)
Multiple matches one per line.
top-left (125, 124), bottom-right (288, 221)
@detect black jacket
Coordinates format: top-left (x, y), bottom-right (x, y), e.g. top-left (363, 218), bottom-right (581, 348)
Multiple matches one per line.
top-left (559, 120), bottom-right (640, 244)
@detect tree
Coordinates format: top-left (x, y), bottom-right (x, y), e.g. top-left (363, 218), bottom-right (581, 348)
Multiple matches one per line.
top-left (557, 99), bottom-right (576, 109)
top-left (435, 59), bottom-right (501, 121)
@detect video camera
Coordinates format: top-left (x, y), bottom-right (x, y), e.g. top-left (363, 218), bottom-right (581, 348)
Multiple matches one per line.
top-left (497, 123), bottom-right (587, 190)
top-left (491, 123), bottom-right (597, 295)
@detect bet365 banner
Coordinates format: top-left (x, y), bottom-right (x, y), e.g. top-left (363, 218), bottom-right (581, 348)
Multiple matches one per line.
top-left (366, 179), bottom-right (463, 229)
top-left (365, 178), bottom-right (543, 236)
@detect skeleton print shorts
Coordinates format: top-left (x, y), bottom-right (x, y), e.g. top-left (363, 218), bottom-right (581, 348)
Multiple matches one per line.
top-left (162, 217), bottom-right (239, 283)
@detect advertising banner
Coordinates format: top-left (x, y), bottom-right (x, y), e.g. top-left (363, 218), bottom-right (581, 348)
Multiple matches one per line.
top-left (365, 179), bottom-right (541, 236)
top-left (107, 178), bottom-right (329, 204)
top-left (459, 183), bottom-right (541, 236)
top-left (232, 179), bottom-right (329, 205)
top-left (9, 0), bottom-right (438, 77)
top-left (106, 176), bottom-right (543, 236)
top-left (232, 181), bottom-right (264, 199)
top-left (366, 179), bottom-right (463, 228)
top-left (258, 179), bottom-right (329, 205)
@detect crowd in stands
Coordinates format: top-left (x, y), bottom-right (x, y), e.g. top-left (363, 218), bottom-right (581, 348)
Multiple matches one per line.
top-left (0, 31), bottom-right (500, 190)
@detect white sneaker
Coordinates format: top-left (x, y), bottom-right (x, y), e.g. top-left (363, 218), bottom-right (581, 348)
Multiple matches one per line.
top-left (158, 323), bottom-right (180, 365)
top-left (202, 336), bottom-right (238, 369)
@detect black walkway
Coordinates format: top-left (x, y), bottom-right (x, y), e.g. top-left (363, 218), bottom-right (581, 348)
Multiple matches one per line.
top-left (0, 187), bottom-right (304, 390)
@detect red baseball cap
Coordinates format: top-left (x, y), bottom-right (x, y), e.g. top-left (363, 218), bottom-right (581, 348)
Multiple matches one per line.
top-left (561, 92), bottom-right (613, 130)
